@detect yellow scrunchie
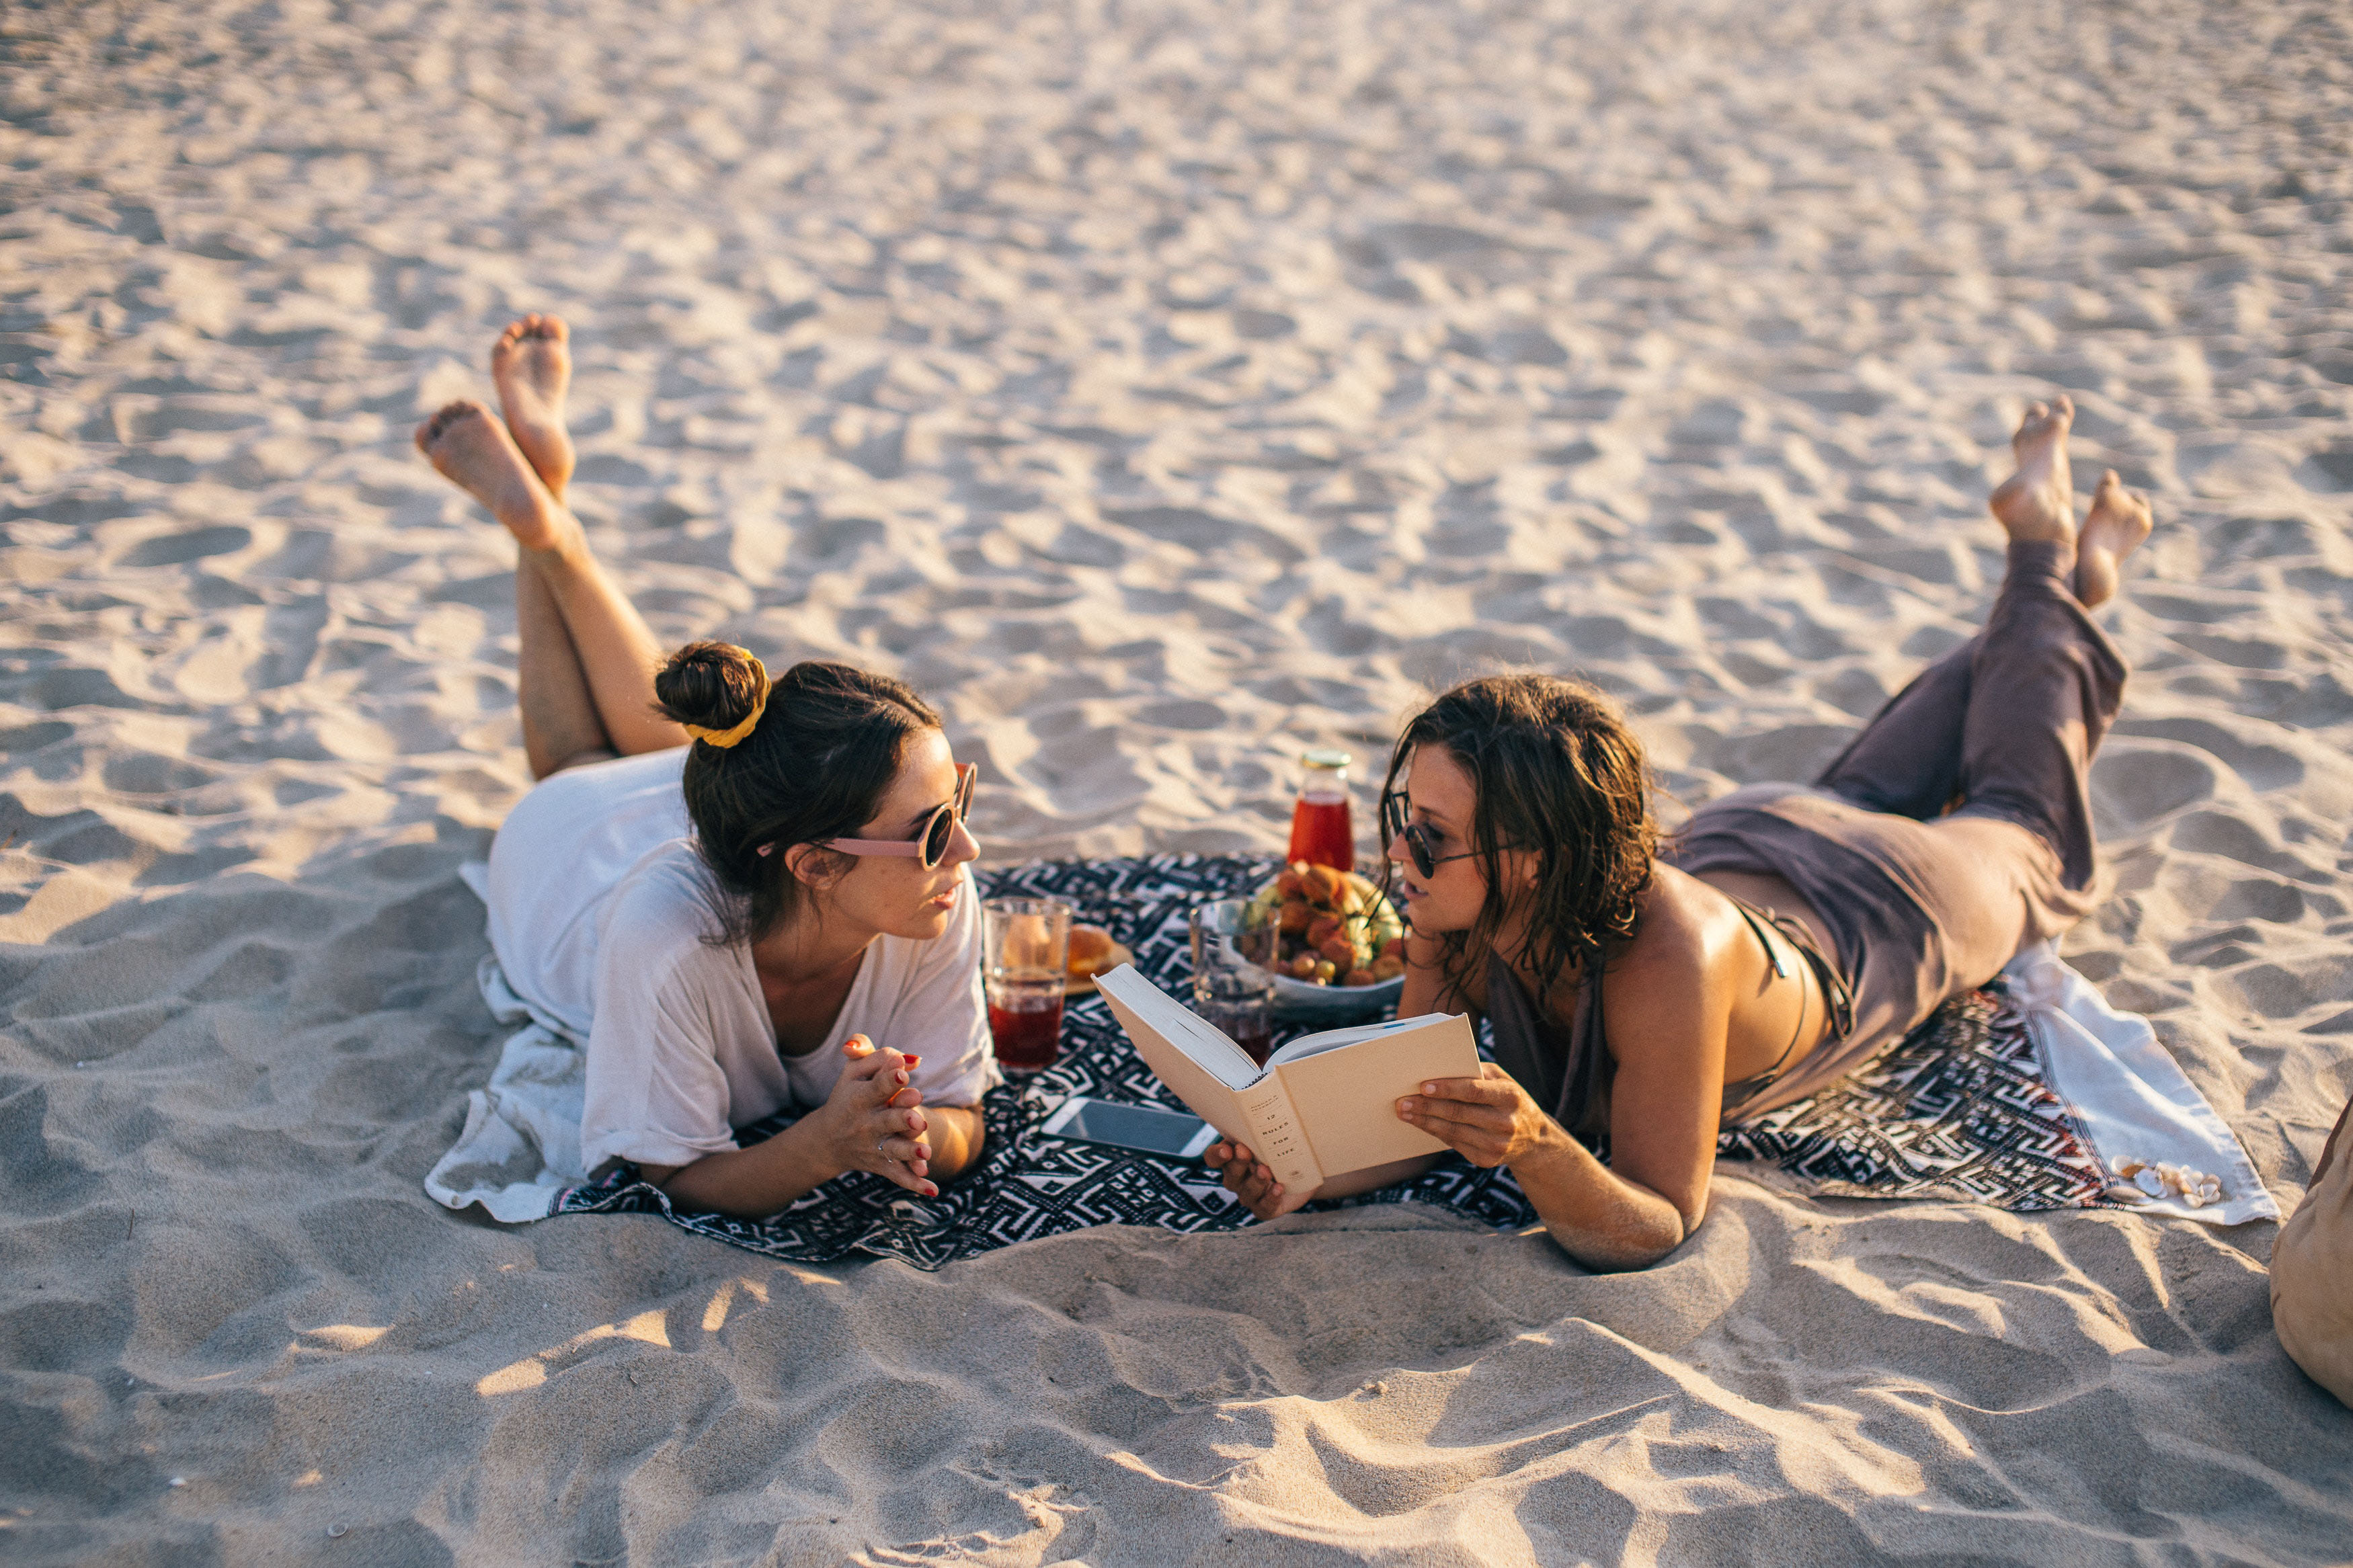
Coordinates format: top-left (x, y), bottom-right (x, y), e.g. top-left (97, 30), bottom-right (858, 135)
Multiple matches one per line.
top-left (680, 649), bottom-right (769, 749)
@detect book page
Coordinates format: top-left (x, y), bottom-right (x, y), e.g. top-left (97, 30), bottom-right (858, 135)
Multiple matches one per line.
top-left (1268, 1013), bottom-right (1442, 1065)
top-left (1094, 966), bottom-right (1262, 1089)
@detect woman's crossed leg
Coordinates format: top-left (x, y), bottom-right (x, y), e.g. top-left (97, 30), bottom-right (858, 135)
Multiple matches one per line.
top-left (415, 315), bottom-right (685, 779)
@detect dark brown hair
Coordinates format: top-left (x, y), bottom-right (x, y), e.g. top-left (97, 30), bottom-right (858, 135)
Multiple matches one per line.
top-left (652, 643), bottom-right (941, 944)
top-left (1380, 673), bottom-right (1657, 1001)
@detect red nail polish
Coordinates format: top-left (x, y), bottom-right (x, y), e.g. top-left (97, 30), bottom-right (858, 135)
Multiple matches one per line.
top-left (901, 1055), bottom-right (921, 1067)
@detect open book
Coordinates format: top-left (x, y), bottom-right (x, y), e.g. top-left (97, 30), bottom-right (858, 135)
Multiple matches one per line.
top-left (1094, 964), bottom-right (1481, 1192)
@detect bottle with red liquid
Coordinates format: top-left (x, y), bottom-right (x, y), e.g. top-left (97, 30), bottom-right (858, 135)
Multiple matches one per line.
top-left (1287, 748), bottom-right (1356, 872)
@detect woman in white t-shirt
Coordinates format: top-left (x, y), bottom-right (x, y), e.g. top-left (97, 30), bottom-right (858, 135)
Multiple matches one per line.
top-left (418, 314), bottom-right (996, 1215)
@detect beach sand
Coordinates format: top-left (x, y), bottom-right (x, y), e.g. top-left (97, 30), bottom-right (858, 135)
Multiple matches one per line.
top-left (5, 0), bottom-right (2352, 1560)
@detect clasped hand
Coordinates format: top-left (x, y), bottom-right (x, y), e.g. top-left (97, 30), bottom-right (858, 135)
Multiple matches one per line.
top-left (1206, 1063), bottom-right (1558, 1221)
top-left (821, 1034), bottom-right (938, 1198)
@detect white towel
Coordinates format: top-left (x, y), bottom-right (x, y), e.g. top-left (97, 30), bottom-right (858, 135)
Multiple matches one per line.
top-left (2003, 942), bottom-right (2278, 1227)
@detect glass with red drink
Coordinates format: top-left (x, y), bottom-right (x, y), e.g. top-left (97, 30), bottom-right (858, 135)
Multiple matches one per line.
top-left (1190, 898), bottom-right (1279, 1066)
top-left (982, 897), bottom-right (1072, 1074)
top-left (1287, 747), bottom-right (1356, 872)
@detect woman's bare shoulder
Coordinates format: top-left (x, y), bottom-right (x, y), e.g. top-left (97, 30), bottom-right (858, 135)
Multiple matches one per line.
top-left (1620, 865), bottom-right (1746, 981)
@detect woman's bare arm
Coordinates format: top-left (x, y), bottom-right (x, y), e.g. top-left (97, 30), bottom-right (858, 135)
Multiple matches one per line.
top-left (1396, 925), bottom-right (1480, 1020)
top-left (635, 1042), bottom-right (986, 1218)
top-left (1400, 891), bottom-right (1735, 1270)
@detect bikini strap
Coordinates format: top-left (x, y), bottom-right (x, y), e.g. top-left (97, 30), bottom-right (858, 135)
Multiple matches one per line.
top-left (1719, 895), bottom-right (1856, 1114)
top-left (1727, 895), bottom-right (1854, 1038)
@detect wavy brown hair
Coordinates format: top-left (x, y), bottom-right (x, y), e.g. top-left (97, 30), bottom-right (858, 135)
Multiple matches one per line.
top-left (1380, 673), bottom-right (1657, 1001)
top-left (653, 643), bottom-right (940, 944)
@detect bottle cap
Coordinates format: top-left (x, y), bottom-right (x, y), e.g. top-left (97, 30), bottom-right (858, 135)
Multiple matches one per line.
top-left (1300, 747), bottom-right (1353, 770)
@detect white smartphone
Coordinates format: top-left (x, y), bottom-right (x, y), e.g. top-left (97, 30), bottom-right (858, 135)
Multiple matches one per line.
top-left (1039, 1096), bottom-right (1218, 1161)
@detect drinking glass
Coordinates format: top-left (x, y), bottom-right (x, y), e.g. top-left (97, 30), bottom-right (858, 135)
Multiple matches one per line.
top-left (1189, 898), bottom-right (1278, 1066)
top-left (983, 897), bottom-right (1072, 1073)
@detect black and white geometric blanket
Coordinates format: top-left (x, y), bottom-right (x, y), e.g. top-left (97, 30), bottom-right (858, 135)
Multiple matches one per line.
top-left (553, 855), bottom-right (2128, 1270)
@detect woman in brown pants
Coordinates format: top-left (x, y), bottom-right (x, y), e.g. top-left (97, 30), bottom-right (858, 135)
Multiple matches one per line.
top-left (1209, 395), bottom-right (2158, 1270)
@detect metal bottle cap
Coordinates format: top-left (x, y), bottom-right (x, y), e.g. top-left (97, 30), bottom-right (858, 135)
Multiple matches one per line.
top-left (1300, 747), bottom-right (1353, 770)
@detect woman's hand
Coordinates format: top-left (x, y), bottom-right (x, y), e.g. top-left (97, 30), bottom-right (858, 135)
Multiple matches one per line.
top-left (1400, 1062), bottom-right (1693, 1270)
top-left (816, 1034), bottom-right (938, 1197)
top-left (1396, 1062), bottom-right (1566, 1169)
top-left (1203, 1140), bottom-right (1319, 1222)
top-left (643, 1034), bottom-right (982, 1215)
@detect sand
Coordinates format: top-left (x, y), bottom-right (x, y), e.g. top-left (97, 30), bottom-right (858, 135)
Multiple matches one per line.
top-left (5, 0), bottom-right (2352, 1560)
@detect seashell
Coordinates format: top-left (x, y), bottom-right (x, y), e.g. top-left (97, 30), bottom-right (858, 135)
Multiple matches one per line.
top-left (2112, 1157), bottom-right (2223, 1205)
top-left (2102, 1182), bottom-right (2148, 1203)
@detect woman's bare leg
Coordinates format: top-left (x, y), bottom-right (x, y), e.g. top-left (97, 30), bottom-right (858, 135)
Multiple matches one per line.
top-left (489, 314), bottom-right (615, 776)
top-left (413, 397), bottom-right (685, 776)
top-left (512, 553), bottom-right (613, 777)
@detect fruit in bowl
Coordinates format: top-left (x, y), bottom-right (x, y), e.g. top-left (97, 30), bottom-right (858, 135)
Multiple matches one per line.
top-left (1245, 862), bottom-right (1408, 987)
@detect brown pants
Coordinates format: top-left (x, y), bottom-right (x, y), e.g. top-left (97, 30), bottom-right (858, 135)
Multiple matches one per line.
top-left (1669, 540), bottom-right (2128, 1113)
top-left (2274, 1092), bottom-right (2353, 1407)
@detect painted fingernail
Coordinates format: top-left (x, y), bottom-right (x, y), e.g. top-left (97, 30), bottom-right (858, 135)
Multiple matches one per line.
top-left (901, 1055), bottom-right (921, 1067)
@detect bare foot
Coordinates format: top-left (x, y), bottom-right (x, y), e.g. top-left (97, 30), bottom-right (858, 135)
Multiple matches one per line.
top-left (414, 400), bottom-right (575, 553)
top-left (491, 313), bottom-right (574, 499)
top-left (2075, 468), bottom-right (2152, 609)
top-left (1987, 395), bottom-right (2076, 546)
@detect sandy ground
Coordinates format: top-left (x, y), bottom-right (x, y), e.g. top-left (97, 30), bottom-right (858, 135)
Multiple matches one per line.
top-left (5, 0), bottom-right (2353, 1561)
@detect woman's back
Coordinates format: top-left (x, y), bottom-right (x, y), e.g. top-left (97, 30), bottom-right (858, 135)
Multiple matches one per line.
top-left (485, 745), bottom-right (690, 1036)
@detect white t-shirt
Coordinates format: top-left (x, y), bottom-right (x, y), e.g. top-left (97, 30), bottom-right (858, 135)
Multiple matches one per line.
top-left (483, 747), bottom-right (999, 1171)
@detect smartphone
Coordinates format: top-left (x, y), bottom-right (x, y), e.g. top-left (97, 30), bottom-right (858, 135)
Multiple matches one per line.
top-left (1039, 1096), bottom-right (1218, 1161)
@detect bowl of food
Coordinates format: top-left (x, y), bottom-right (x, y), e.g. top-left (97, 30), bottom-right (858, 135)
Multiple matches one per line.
top-left (1244, 862), bottom-right (1408, 1023)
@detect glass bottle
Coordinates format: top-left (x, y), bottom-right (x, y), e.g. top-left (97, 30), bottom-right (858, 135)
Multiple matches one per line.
top-left (1286, 748), bottom-right (1355, 872)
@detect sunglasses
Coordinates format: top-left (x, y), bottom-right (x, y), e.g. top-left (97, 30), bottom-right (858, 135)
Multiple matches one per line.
top-left (1380, 790), bottom-right (1484, 880)
top-left (818, 763), bottom-right (977, 869)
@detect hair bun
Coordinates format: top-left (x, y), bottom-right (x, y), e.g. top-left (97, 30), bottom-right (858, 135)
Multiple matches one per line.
top-left (654, 641), bottom-right (764, 733)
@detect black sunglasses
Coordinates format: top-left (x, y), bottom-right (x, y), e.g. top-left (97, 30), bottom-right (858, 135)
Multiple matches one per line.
top-left (1380, 790), bottom-right (1484, 880)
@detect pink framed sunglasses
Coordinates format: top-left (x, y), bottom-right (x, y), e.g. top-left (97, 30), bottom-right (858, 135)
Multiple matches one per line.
top-left (811, 763), bottom-right (976, 868)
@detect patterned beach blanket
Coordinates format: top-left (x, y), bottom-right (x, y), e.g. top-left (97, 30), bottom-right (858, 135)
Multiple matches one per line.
top-left (550, 855), bottom-right (2152, 1270)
